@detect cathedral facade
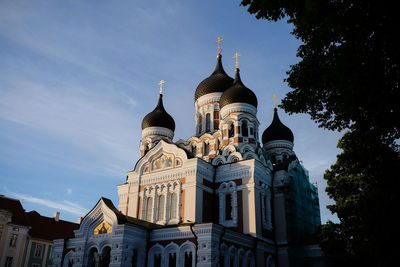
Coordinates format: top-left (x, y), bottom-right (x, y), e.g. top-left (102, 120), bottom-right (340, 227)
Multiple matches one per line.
top-left (52, 47), bottom-right (323, 267)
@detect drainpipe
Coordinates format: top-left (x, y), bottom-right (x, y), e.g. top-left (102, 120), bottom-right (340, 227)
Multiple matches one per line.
top-left (189, 224), bottom-right (198, 266)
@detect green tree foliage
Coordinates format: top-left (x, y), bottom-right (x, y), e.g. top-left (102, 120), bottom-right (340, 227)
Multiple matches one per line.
top-left (241, 0), bottom-right (399, 266)
top-left (322, 131), bottom-right (398, 266)
top-left (241, 0), bottom-right (399, 138)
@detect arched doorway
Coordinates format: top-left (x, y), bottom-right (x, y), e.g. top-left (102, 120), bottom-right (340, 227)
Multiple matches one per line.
top-left (100, 246), bottom-right (111, 267)
top-left (88, 247), bottom-right (99, 267)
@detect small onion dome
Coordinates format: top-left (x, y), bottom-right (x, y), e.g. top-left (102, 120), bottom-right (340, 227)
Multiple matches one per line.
top-left (194, 54), bottom-right (234, 102)
top-left (141, 94), bottom-right (175, 131)
top-left (262, 108), bottom-right (294, 144)
top-left (219, 68), bottom-right (258, 109)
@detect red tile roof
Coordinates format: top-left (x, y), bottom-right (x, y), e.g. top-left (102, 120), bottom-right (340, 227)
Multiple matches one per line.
top-left (26, 211), bottom-right (79, 241)
top-left (0, 195), bottom-right (30, 226)
top-left (0, 195), bottom-right (79, 241)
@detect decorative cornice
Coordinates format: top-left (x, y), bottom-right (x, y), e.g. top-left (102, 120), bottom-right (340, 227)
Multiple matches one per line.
top-left (263, 140), bottom-right (293, 151)
top-left (195, 92), bottom-right (223, 108)
top-left (142, 126), bottom-right (174, 140)
top-left (220, 102), bottom-right (257, 119)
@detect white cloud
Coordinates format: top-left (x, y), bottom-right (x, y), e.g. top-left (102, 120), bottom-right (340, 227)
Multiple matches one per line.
top-left (66, 188), bottom-right (72, 195)
top-left (0, 81), bottom-right (141, 176)
top-left (8, 192), bottom-right (88, 216)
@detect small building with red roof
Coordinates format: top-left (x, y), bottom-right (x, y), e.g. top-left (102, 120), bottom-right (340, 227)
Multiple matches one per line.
top-left (0, 195), bottom-right (79, 267)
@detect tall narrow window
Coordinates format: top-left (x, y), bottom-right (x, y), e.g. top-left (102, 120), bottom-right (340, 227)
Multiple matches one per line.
top-left (0, 224), bottom-right (3, 240)
top-left (154, 254), bottom-right (161, 267)
top-left (132, 249), bottom-right (138, 267)
top-left (9, 234), bottom-right (17, 247)
top-left (5, 257), bottom-right (13, 267)
top-left (242, 120), bottom-right (248, 137)
top-left (204, 142), bottom-right (209, 155)
top-left (230, 254), bottom-right (235, 267)
top-left (169, 193), bottom-right (177, 220)
top-left (169, 253), bottom-right (177, 267)
top-left (264, 196), bottom-right (268, 223)
top-left (144, 143), bottom-right (149, 155)
top-left (205, 113), bottom-right (211, 132)
top-left (192, 144), bottom-right (196, 155)
top-left (198, 115), bottom-right (202, 133)
top-left (157, 195), bottom-right (165, 221)
top-left (229, 123), bottom-right (235, 138)
top-left (34, 244), bottom-right (43, 257)
top-left (225, 193), bottom-right (233, 220)
top-left (184, 252), bottom-right (192, 267)
top-left (145, 197), bottom-right (153, 221)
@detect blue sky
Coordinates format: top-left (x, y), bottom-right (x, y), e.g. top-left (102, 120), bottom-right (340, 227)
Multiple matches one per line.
top-left (0, 0), bottom-right (341, 223)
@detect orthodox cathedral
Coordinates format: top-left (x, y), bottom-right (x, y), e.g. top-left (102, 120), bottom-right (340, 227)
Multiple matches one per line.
top-left (52, 40), bottom-right (323, 267)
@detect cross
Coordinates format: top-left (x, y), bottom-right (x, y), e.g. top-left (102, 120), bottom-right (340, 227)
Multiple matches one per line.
top-left (158, 80), bottom-right (165, 94)
top-left (233, 52), bottom-right (241, 69)
top-left (215, 37), bottom-right (224, 55)
top-left (272, 94), bottom-right (278, 108)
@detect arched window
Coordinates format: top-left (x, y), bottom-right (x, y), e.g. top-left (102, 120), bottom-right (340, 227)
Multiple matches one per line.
top-left (261, 185), bottom-right (273, 230)
top-left (205, 113), bottom-right (211, 132)
top-left (154, 254), bottom-right (161, 267)
top-left (218, 182), bottom-right (238, 227)
top-left (204, 142), bottom-right (209, 155)
top-left (145, 197), bottom-right (153, 221)
top-left (191, 144), bottom-right (196, 155)
top-left (169, 193), bottom-right (177, 220)
top-left (225, 193), bottom-right (233, 220)
top-left (184, 251), bottom-right (193, 267)
top-left (242, 120), bottom-right (248, 137)
top-left (229, 123), bottom-right (235, 138)
top-left (157, 195), bottom-right (165, 221)
top-left (266, 255), bottom-right (275, 267)
top-left (132, 248), bottom-right (138, 267)
top-left (169, 252), bottom-right (177, 267)
top-left (144, 143), bottom-right (149, 155)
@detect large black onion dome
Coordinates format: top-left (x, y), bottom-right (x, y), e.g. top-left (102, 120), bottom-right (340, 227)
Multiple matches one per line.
top-left (194, 55), bottom-right (234, 102)
top-left (262, 108), bottom-right (294, 144)
top-left (141, 94), bottom-right (175, 131)
top-left (219, 69), bottom-right (258, 109)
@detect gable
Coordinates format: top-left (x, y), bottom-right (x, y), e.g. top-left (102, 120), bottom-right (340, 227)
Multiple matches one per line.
top-left (133, 140), bottom-right (189, 176)
top-left (77, 198), bottom-right (119, 238)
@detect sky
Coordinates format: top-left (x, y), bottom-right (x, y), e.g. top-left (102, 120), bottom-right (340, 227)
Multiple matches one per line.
top-left (0, 0), bottom-right (341, 224)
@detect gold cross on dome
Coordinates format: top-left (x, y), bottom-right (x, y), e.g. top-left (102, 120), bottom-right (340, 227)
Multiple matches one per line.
top-left (233, 52), bottom-right (241, 68)
top-left (158, 80), bottom-right (165, 94)
top-left (215, 37), bottom-right (224, 55)
top-left (272, 94), bottom-right (278, 108)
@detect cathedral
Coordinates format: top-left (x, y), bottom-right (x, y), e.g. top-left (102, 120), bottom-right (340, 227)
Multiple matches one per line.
top-left (52, 40), bottom-right (324, 267)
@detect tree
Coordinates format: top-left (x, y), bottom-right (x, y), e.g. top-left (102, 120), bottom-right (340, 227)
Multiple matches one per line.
top-left (241, 0), bottom-right (399, 266)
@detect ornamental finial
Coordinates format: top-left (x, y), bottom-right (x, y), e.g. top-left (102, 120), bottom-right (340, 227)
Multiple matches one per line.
top-left (272, 94), bottom-right (278, 109)
top-left (215, 37), bottom-right (224, 56)
top-left (158, 80), bottom-right (165, 94)
top-left (233, 52), bottom-right (241, 69)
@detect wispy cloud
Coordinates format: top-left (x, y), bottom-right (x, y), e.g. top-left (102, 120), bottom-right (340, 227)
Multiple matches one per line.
top-left (0, 81), bottom-right (140, 176)
top-left (8, 192), bottom-right (88, 216)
